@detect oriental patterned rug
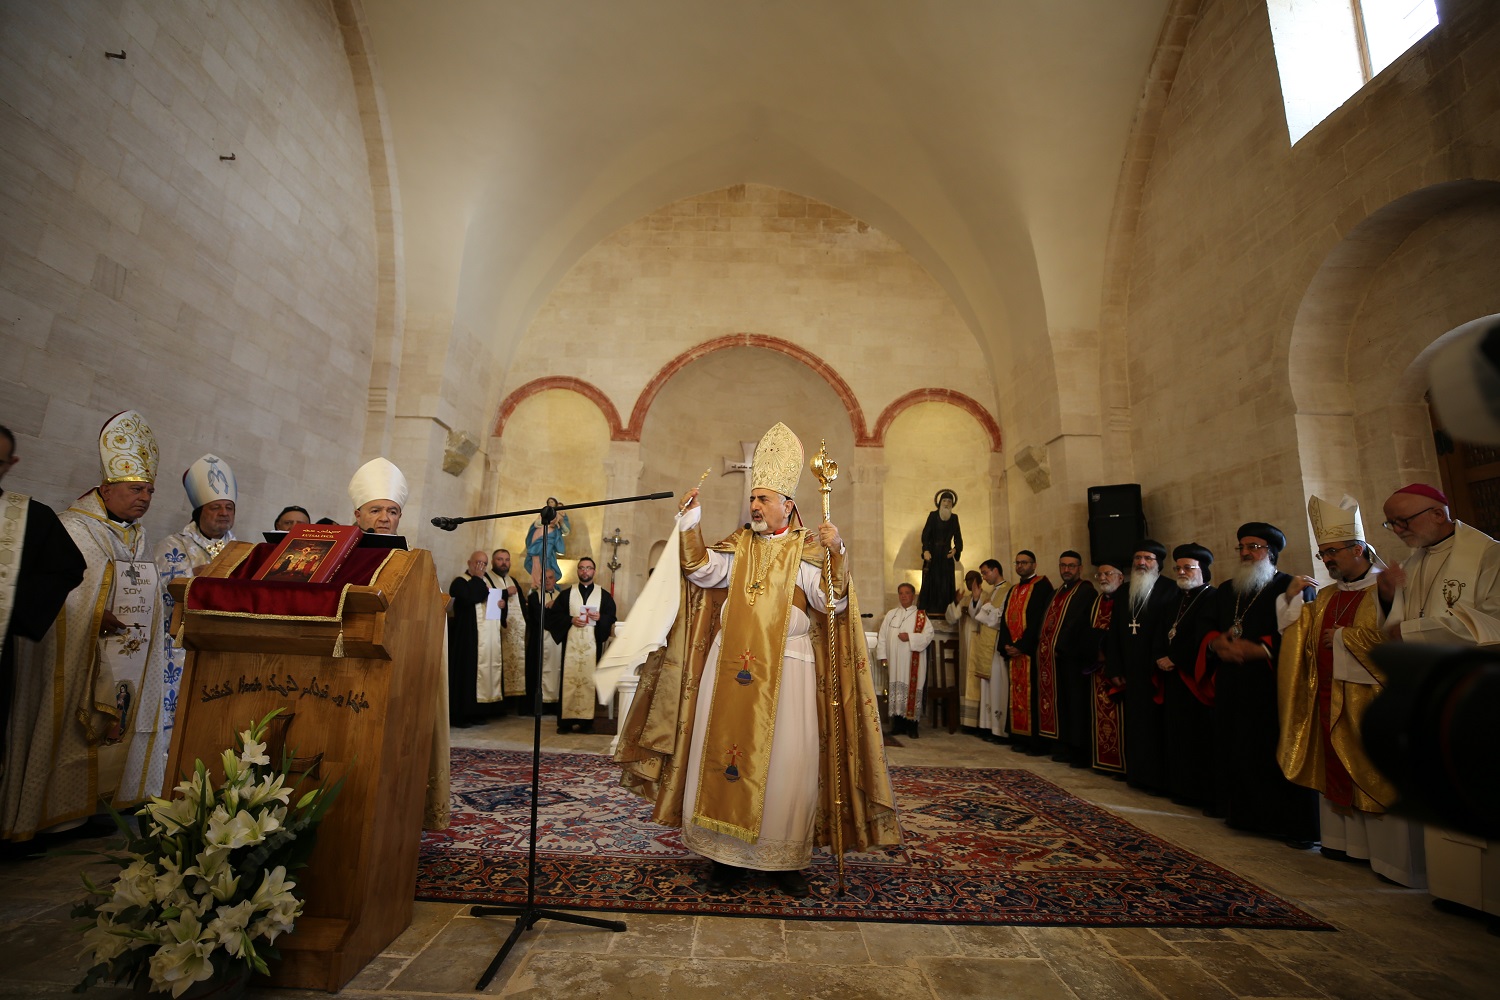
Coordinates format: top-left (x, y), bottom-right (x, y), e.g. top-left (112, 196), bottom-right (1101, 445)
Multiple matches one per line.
top-left (415, 747), bottom-right (1331, 929)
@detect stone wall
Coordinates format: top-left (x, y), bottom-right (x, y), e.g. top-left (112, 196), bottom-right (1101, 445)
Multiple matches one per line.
top-left (0, 0), bottom-right (379, 538)
top-left (1112, 0), bottom-right (1500, 571)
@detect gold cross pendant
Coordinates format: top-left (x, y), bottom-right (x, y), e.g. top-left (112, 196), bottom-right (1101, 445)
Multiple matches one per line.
top-left (746, 579), bottom-right (764, 606)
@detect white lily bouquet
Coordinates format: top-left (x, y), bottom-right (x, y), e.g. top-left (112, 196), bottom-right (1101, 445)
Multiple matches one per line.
top-left (72, 709), bottom-right (343, 997)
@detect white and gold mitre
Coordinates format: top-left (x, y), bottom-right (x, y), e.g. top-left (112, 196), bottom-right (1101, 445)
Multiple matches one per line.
top-left (1308, 493), bottom-right (1364, 545)
top-left (349, 457), bottom-right (408, 510)
top-left (751, 422), bottom-right (803, 499)
top-left (99, 409), bottom-right (158, 484)
top-left (183, 453), bottom-right (237, 508)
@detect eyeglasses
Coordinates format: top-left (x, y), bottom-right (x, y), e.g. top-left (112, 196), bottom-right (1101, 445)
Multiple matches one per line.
top-left (1236, 543), bottom-right (1268, 553)
top-left (1316, 543), bottom-right (1357, 560)
top-left (1174, 563), bottom-right (1200, 574)
top-left (1381, 507), bottom-right (1440, 531)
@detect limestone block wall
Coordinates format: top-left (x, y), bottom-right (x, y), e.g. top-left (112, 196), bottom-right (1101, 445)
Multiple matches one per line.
top-left (506, 184), bottom-right (996, 435)
top-left (1115, 0), bottom-right (1500, 570)
top-left (0, 0), bottom-right (379, 539)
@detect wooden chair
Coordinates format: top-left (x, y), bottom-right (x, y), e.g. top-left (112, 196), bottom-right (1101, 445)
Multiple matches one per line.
top-left (926, 638), bottom-right (961, 734)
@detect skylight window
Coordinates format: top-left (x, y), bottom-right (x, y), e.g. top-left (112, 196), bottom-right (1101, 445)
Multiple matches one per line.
top-left (1267, 0), bottom-right (1439, 144)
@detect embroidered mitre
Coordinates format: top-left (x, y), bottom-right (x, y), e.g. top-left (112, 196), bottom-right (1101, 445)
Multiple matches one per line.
top-left (750, 422), bottom-right (803, 499)
top-left (183, 453), bottom-right (237, 507)
top-left (1307, 493), bottom-right (1363, 545)
top-left (99, 410), bottom-right (158, 484)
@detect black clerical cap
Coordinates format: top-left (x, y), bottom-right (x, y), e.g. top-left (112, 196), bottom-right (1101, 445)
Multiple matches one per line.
top-left (1134, 539), bottom-right (1168, 563)
top-left (1237, 521), bottom-right (1286, 555)
top-left (1173, 542), bottom-right (1214, 582)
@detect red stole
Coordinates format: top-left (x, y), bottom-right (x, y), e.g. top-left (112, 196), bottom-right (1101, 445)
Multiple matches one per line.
top-left (1317, 589), bottom-right (1364, 806)
top-left (1005, 577), bottom-right (1038, 736)
top-left (1035, 583), bottom-right (1081, 739)
top-left (903, 609), bottom-right (929, 717)
top-left (1090, 592), bottom-right (1124, 773)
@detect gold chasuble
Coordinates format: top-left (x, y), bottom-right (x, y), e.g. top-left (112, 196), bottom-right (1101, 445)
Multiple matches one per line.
top-left (1277, 583), bottom-right (1395, 813)
top-left (616, 521), bottom-right (900, 856)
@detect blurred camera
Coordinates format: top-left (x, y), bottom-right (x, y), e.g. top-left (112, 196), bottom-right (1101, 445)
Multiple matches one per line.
top-left (1363, 642), bottom-right (1500, 839)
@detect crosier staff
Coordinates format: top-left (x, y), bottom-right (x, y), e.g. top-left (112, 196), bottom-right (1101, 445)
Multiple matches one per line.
top-left (809, 439), bottom-right (847, 894)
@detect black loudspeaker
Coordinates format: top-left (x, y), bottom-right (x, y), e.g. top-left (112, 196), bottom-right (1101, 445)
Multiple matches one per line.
top-left (1087, 484), bottom-right (1146, 567)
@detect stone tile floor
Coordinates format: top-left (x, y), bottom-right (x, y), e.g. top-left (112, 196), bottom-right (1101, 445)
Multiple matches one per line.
top-left (3, 716), bottom-right (1497, 998)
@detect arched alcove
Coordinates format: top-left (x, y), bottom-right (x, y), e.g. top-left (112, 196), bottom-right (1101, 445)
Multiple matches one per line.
top-left (882, 401), bottom-right (997, 600)
top-left (1289, 181), bottom-right (1500, 557)
top-left (490, 389), bottom-right (611, 586)
top-left (630, 346), bottom-right (856, 600)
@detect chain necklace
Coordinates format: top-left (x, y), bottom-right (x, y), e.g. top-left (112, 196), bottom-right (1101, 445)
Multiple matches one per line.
top-left (1167, 586), bottom-right (1207, 641)
top-left (1229, 582), bottom-right (1267, 638)
top-left (744, 532), bottom-right (782, 606)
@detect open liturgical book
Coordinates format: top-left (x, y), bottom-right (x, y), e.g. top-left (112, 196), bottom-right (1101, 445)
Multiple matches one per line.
top-left (253, 524), bottom-right (364, 583)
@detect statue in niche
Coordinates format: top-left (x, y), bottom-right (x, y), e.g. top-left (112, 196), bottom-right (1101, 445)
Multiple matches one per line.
top-left (525, 496), bottom-right (571, 584)
top-left (918, 489), bottom-right (962, 615)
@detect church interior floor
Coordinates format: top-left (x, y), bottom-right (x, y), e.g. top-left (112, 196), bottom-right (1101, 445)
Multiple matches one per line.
top-left (3, 717), bottom-right (1497, 1000)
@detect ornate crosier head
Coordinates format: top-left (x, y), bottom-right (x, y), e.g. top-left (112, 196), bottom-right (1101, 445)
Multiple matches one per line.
top-left (810, 440), bottom-right (837, 515)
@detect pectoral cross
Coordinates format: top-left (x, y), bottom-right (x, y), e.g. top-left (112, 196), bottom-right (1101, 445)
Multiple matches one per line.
top-left (1128, 619), bottom-right (1140, 635)
top-left (746, 579), bottom-right (765, 605)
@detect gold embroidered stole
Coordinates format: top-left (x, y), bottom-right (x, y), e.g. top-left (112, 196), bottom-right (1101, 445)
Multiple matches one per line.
top-left (690, 527), bottom-right (804, 843)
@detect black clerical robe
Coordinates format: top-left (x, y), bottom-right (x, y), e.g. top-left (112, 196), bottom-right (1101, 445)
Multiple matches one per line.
top-left (1154, 583), bottom-right (1218, 808)
top-left (1206, 573), bottom-right (1318, 841)
top-left (918, 511), bottom-right (962, 615)
top-left (545, 583), bottom-right (617, 727)
top-left (1, 492), bottom-right (86, 758)
top-left (1040, 579), bottom-right (1097, 766)
top-left (446, 573), bottom-right (489, 726)
top-left (1110, 576), bottom-right (1177, 792)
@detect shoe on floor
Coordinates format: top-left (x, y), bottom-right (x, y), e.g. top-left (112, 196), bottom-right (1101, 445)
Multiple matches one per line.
top-left (773, 869), bottom-right (810, 898)
top-left (706, 862), bottom-right (744, 892)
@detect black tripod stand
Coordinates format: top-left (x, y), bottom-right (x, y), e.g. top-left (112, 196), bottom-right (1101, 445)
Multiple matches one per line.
top-left (431, 489), bottom-right (671, 988)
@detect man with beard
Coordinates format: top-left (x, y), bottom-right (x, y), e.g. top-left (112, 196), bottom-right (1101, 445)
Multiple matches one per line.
top-left (615, 422), bottom-right (897, 897)
top-left (1279, 495), bottom-right (1424, 887)
top-left (447, 551), bottom-right (495, 728)
top-left (1033, 551), bottom-right (1097, 764)
top-left (918, 489), bottom-right (962, 615)
top-left (967, 559), bottom-right (1010, 742)
top-left (1205, 522), bottom-right (1317, 845)
top-left (525, 568), bottom-right (562, 715)
top-left (999, 550), bottom-right (1054, 754)
top-left (1157, 543), bottom-right (1217, 809)
top-left (1088, 560), bottom-right (1127, 775)
top-left (1112, 540), bottom-right (1178, 792)
top-left (486, 548), bottom-right (527, 713)
top-left (546, 557), bottom-right (616, 734)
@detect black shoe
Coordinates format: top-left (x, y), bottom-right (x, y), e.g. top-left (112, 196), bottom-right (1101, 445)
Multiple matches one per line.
top-left (774, 869), bottom-right (810, 898)
top-left (909, 723), bottom-right (920, 740)
top-left (1320, 846), bottom-right (1358, 864)
top-left (706, 862), bottom-right (745, 892)
top-left (1050, 753), bottom-right (1071, 763)
top-left (556, 724), bottom-right (570, 734)
top-left (1283, 838), bottom-right (1317, 851)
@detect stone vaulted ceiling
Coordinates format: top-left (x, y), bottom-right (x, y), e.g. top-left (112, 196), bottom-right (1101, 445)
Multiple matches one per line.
top-left (361, 0), bottom-right (1171, 371)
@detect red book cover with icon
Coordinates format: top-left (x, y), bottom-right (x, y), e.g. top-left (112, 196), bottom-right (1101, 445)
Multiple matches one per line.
top-left (253, 524), bottom-right (364, 583)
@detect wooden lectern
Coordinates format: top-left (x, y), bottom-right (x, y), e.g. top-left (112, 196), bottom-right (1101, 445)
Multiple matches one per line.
top-left (166, 541), bottom-right (443, 992)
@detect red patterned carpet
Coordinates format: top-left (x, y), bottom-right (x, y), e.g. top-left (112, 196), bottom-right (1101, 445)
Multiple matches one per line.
top-left (415, 747), bottom-right (1331, 929)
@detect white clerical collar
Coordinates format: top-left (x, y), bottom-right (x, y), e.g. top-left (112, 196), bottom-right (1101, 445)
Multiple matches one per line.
top-left (1336, 567), bottom-right (1378, 591)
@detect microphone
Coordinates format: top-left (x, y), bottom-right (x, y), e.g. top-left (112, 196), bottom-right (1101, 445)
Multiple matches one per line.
top-left (430, 516), bottom-right (461, 531)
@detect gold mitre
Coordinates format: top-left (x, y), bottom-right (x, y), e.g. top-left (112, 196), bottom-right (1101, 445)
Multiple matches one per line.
top-left (751, 422), bottom-right (803, 499)
top-left (99, 409), bottom-right (159, 484)
top-left (1307, 493), bottom-right (1364, 545)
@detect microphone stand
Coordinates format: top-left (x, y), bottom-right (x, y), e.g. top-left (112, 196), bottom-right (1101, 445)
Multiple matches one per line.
top-left (430, 490), bottom-right (671, 989)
